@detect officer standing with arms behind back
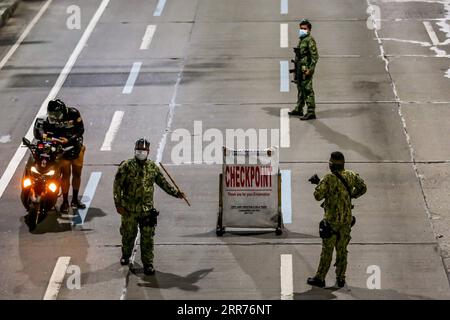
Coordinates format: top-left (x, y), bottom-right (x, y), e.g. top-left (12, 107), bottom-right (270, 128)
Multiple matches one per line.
top-left (288, 19), bottom-right (319, 121)
top-left (307, 151), bottom-right (367, 288)
top-left (34, 99), bottom-right (86, 212)
top-left (113, 138), bottom-right (185, 275)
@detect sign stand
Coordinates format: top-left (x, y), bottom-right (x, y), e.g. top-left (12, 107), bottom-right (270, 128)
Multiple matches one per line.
top-left (216, 147), bottom-right (283, 236)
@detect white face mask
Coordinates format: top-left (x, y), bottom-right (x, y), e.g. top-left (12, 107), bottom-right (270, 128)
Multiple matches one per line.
top-left (135, 150), bottom-right (149, 161)
top-left (299, 29), bottom-right (308, 38)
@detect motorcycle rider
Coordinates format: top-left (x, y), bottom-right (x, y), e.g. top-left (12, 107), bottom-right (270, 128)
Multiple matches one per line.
top-left (34, 99), bottom-right (86, 212)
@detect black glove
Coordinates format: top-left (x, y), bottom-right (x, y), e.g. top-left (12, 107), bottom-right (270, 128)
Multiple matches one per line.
top-left (308, 174), bottom-right (320, 185)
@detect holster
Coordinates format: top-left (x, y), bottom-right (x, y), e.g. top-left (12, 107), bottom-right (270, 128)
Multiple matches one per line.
top-left (139, 208), bottom-right (159, 228)
top-left (319, 219), bottom-right (335, 239)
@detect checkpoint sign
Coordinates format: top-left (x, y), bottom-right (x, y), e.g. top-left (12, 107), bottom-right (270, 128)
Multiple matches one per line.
top-left (222, 147), bottom-right (280, 228)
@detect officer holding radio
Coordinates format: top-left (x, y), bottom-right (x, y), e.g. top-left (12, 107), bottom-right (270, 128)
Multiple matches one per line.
top-left (307, 151), bottom-right (367, 288)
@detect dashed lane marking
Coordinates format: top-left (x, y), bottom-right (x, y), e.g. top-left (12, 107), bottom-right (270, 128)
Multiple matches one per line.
top-left (43, 257), bottom-right (71, 300)
top-left (153, 0), bottom-right (167, 17)
top-left (72, 172), bottom-right (102, 225)
top-left (280, 61), bottom-right (290, 92)
top-left (280, 254), bottom-right (294, 300)
top-left (122, 62), bottom-right (142, 94)
top-left (100, 111), bottom-right (124, 151)
top-left (140, 25), bottom-right (157, 50)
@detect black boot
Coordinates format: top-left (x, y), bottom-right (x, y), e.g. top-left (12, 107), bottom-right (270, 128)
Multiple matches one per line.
top-left (307, 277), bottom-right (325, 288)
top-left (300, 113), bottom-right (316, 121)
top-left (120, 256), bottom-right (130, 266)
top-left (288, 109), bottom-right (303, 117)
top-left (336, 278), bottom-right (346, 288)
top-left (143, 264), bottom-right (155, 275)
top-left (71, 189), bottom-right (86, 209)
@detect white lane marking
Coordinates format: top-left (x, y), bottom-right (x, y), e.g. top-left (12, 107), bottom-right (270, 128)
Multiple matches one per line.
top-left (100, 111), bottom-right (124, 151)
top-left (156, 67), bottom-right (183, 163)
top-left (0, 135), bottom-right (11, 143)
top-left (0, 0), bottom-right (53, 71)
top-left (281, 170), bottom-right (292, 224)
top-left (140, 25), bottom-right (157, 50)
top-left (280, 23), bottom-right (289, 48)
top-left (280, 254), bottom-right (293, 300)
top-left (423, 21), bottom-right (440, 46)
top-left (43, 257), bottom-right (71, 300)
top-left (280, 0), bottom-right (288, 15)
top-left (122, 62), bottom-right (142, 94)
top-left (72, 172), bottom-right (102, 225)
top-left (378, 37), bottom-right (431, 47)
top-left (0, 0), bottom-right (110, 200)
top-left (280, 108), bottom-right (290, 148)
top-left (280, 61), bottom-right (289, 92)
top-left (153, 0), bottom-right (167, 16)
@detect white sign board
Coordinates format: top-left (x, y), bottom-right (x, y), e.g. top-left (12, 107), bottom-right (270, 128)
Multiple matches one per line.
top-left (222, 147), bottom-right (279, 228)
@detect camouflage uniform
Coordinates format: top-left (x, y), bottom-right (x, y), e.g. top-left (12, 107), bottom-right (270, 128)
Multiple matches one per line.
top-left (313, 170), bottom-right (367, 282)
top-left (295, 33), bottom-right (319, 116)
top-left (113, 158), bottom-right (179, 265)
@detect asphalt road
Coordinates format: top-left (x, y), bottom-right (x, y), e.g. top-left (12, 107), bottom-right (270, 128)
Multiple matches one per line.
top-left (0, 0), bottom-right (450, 300)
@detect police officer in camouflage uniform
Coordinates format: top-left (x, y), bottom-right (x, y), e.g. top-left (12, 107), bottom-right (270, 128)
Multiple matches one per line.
top-left (113, 138), bottom-right (184, 275)
top-left (288, 19), bottom-right (319, 121)
top-left (307, 151), bottom-right (367, 288)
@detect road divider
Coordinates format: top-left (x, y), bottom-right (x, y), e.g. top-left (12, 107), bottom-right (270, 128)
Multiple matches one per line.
top-left (123, 62), bottom-right (142, 94)
top-left (140, 25), bottom-right (157, 50)
top-left (101, 111), bottom-right (124, 151)
top-left (0, 0), bottom-right (110, 199)
top-left (43, 256), bottom-right (71, 300)
top-left (72, 172), bottom-right (102, 225)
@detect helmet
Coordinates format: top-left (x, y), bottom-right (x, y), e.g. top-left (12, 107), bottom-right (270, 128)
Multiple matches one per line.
top-left (329, 151), bottom-right (345, 172)
top-left (47, 99), bottom-right (67, 124)
top-left (299, 19), bottom-right (312, 30)
top-left (135, 138), bottom-right (150, 151)
top-left (329, 151), bottom-right (345, 164)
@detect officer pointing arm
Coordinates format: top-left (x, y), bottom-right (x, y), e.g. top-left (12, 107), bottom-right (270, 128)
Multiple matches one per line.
top-left (113, 138), bottom-right (184, 276)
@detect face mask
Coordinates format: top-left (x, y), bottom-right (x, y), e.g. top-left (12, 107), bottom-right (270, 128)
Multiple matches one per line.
top-left (299, 29), bottom-right (308, 38)
top-left (135, 150), bottom-right (148, 161)
top-left (48, 112), bottom-right (63, 124)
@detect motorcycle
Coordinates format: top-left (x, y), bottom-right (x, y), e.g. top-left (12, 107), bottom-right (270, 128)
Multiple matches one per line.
top-left (21, 136), bottom-right (72, 231)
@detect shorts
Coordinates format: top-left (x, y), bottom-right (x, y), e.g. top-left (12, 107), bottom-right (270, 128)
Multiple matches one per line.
top-left (60, 145), bottom-right (86, 167)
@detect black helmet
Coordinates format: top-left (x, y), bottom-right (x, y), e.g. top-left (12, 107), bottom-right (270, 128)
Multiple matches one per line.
top-left (47, 99), bottom-right (67, 124)
top-left (299, 19), bottom-right (312, 30)
top-left (329, 151), bottom-right (345, 171)
top-left (135, 138), bottom-right (150, 151)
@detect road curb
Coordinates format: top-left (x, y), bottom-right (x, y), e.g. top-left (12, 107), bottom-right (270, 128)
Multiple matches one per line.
top-left (0, 0), bottom-right (20, 28)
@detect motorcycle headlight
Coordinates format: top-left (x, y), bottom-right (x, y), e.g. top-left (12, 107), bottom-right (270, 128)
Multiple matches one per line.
top-left (48, 182), bottom-right (58, 193)
top-left (45, 170), bottom-right (55, 176)
top-left (30, 166), bottom-right (39, 174)
top-left (23, 178), bottom-right (32, 188)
